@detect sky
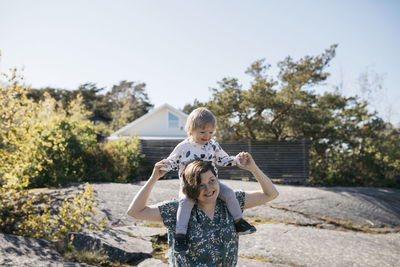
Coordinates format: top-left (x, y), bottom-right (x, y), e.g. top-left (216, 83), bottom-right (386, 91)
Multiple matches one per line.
top-left (1, 0), bottom-right (399, 126)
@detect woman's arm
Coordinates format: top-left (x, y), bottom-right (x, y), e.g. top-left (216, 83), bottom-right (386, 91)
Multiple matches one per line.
top-left (126, 160), bottom-right (170, 221)
top-left (236, 152), bottom-right (279, 209)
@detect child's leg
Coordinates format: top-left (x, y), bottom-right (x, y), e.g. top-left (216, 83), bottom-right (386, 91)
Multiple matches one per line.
top-left (218, 182), bottom-right (242, 221)
top-left (176, 189), bottom-right (194, 235)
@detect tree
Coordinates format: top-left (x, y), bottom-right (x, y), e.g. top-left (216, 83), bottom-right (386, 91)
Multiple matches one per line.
top-left (28, 83), bottom-right (113, 124)
top-left (107, 80), bottom-right (153, 131)
top-left (27, 80), bottom-right (154, 134)
top-left (182, 99), bottom-right (205, 115)
top-left (76, 83), bottom-right (113, 123)
top-left (187, 45), bottom-right (399, 187)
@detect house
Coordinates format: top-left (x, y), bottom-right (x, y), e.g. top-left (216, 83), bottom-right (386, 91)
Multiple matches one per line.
top-left (108, 103), bottom-right (188, 141)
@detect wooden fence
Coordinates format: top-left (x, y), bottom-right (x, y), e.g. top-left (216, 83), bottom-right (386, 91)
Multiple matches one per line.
top-left (139, 139), bottom-right (309, 184)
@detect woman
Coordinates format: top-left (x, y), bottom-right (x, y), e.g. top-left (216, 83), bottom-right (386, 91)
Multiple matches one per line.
top-left (126, 152), bottom-right (279, 266)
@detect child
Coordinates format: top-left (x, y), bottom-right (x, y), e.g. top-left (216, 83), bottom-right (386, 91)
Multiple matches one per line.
top-left (161, 107), bottom-right (256, 253)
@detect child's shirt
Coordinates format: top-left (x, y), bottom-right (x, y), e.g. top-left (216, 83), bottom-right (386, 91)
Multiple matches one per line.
top-left (165, 138), bottom-right (238, 179)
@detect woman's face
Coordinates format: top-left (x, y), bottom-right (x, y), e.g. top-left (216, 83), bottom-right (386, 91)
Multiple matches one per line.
top-left (197, 170), bottom-right (219, 204)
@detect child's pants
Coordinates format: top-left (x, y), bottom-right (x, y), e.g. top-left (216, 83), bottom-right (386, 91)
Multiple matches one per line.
top-left (176, 181), bottom-right (243, 234)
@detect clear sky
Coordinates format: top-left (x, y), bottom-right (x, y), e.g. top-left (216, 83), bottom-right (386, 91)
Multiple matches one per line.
top-left (1, 0), bottom-right (399, 125)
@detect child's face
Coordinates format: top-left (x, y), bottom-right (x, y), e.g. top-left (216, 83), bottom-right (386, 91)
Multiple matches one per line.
top-left (190, 124), bottom-right (215, 145)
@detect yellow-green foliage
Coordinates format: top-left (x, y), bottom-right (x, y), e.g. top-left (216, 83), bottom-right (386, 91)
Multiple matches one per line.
top-left (0, 68), bottom-right (40, 188)
top-left (101, 135), bottom-right (144, 183)
top-left (1, 68), bottom-right (144, 188)
top-left (51, 183), bottom-right (107, 239)
top-left (0, 68), bottom-right (93, 188)
top-left (0, 183), bottom-right (106, 240)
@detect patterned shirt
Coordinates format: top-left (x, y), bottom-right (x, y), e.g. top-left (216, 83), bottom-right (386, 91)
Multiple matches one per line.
top-left (158, 190), bottom-right (245, 267)
top-left (166, 139), bottom-right (238, 180)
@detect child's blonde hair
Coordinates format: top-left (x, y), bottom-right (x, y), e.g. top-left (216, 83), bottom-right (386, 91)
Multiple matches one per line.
top-left (185, 107), bottom-right (216, 135)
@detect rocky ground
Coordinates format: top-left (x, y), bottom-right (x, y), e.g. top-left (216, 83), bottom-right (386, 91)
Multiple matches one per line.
top-left (1, 180), bottom-right (399, 266)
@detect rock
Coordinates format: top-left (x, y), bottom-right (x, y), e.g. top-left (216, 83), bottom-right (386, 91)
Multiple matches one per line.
top-left (87, 181), bottom-right (400, 230)
top-left (237, 257), bottom-right (288, 266)
top-left (137, 258), bottom-right (168, 266)
top-left (3, 181), bottom-right (399, 266)
top-left (239, 223), bottom-right (400, 267)
top-left (244, 205), bottom-right (325, 226)
top-left (66, 225), bottom-right (167, 265)
top-left (269, 185), bottom-right (400, 228)
top-left (0, 233), bottom-right (93, 267)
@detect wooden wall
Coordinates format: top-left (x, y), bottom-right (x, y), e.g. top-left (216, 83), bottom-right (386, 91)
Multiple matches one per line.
top-left (139, 139), bottom-right (309, 184)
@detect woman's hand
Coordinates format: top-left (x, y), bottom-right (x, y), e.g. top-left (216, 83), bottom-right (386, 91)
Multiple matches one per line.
top-left (235, 152), bottom-right (279, 209)
top-left (151, 159), bottom-right (171, 180)
top-left (126, 159), bottom-right (169, 222)
top-left (236, 152), bottom-right (257, 172)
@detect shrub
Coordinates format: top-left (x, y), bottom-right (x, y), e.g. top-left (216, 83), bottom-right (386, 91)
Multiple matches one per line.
top-left (1, 68), bottom-right (145, 188)
top-left (0, 183), bottom-right (107, 240)
top-left (27, 118), bottom-right (99, 188)
top-left (100, 136), bottom-right (144, 183)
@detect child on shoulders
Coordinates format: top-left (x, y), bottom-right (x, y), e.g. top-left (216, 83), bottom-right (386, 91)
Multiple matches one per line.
top-left (161, 107), bottom-right (256, 254)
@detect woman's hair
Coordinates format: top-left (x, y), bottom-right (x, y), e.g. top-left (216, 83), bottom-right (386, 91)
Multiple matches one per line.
top-left (185, 107), bottom-right (216, 135)
top-left (182, 160), bottom-right (217, 202)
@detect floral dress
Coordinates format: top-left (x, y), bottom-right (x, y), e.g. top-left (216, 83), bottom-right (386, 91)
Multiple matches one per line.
top-left (158, 191), bottom-right (245, 267)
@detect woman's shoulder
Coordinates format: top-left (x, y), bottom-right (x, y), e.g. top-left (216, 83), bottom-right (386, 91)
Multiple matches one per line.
top-left (158, 199), bottom-right (179, 213)
top-left (157, 199), bottom-right (179, 229)
top-left (217, 190), bottom-right (245, 211)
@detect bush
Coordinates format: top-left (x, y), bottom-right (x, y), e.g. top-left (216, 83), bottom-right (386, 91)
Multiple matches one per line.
top-left (99, 136), bottom-right (145, 183)
top-left (27, 120), bottom-right (145, 187)
top-left (27, 119), bottom-right (99, 188)
top-left (309, 121), bottom-right (400, 188)
top-left (1, 69), bottom-right (145, 188)
top-left (0, 183), bottom-right (107, 240)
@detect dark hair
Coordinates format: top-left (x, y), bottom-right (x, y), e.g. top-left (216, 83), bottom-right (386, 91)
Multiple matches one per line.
top-left (182, 160), bottom-right (217, 202)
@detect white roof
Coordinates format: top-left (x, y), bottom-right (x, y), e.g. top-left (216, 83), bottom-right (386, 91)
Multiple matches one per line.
top-left (109, 103), bottom-right (188, 138)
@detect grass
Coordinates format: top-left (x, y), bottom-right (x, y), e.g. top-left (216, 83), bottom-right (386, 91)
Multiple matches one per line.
top-left (150, 233), bottom-right (169, 264)
top-left (246, 217), bottom-right (287, 225)
top-left (238, 255), bottom-right (301, 267)
top-left (141, 222), bottom-right (164, 228)
top-left (52, 241), bottom-right (133, 267)
top-left (53, 231), bottom-right (170, 266)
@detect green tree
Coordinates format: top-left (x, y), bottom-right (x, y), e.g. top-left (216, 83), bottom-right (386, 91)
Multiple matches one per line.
top-left (182, 99), bottom-right (205, 115)
top-left (28, 84), bottom-right (113, 124)
top-left (27, 80), bottom-right (154, 134)
top-left (76, 83), bottom-right (113, 124)
top-left (189, 45), bottom-right (399, 187)
top-left (107, 80), bottom-right (153, 131)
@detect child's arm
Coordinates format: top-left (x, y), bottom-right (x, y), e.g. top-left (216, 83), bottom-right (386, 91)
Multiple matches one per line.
top-left (212, 140), bottom-right (240, 167)
top-left (161, 143), bottom-right (184, 171)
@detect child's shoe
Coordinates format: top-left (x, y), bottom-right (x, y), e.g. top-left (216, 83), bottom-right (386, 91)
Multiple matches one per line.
top-left (234, 218), bottom-right (256, 235)
top-left (174, 234), bottom-right (189, 254)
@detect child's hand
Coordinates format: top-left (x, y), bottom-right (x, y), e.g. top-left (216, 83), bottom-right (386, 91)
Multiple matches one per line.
top-left (152, 159), bottom-right (171, 180)
top-left (236, 152), bottom-right (256, 171)
top-left (235, 153), bottom-right (247, 167)
top-left (234, 155), bottom-right (244, 167)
